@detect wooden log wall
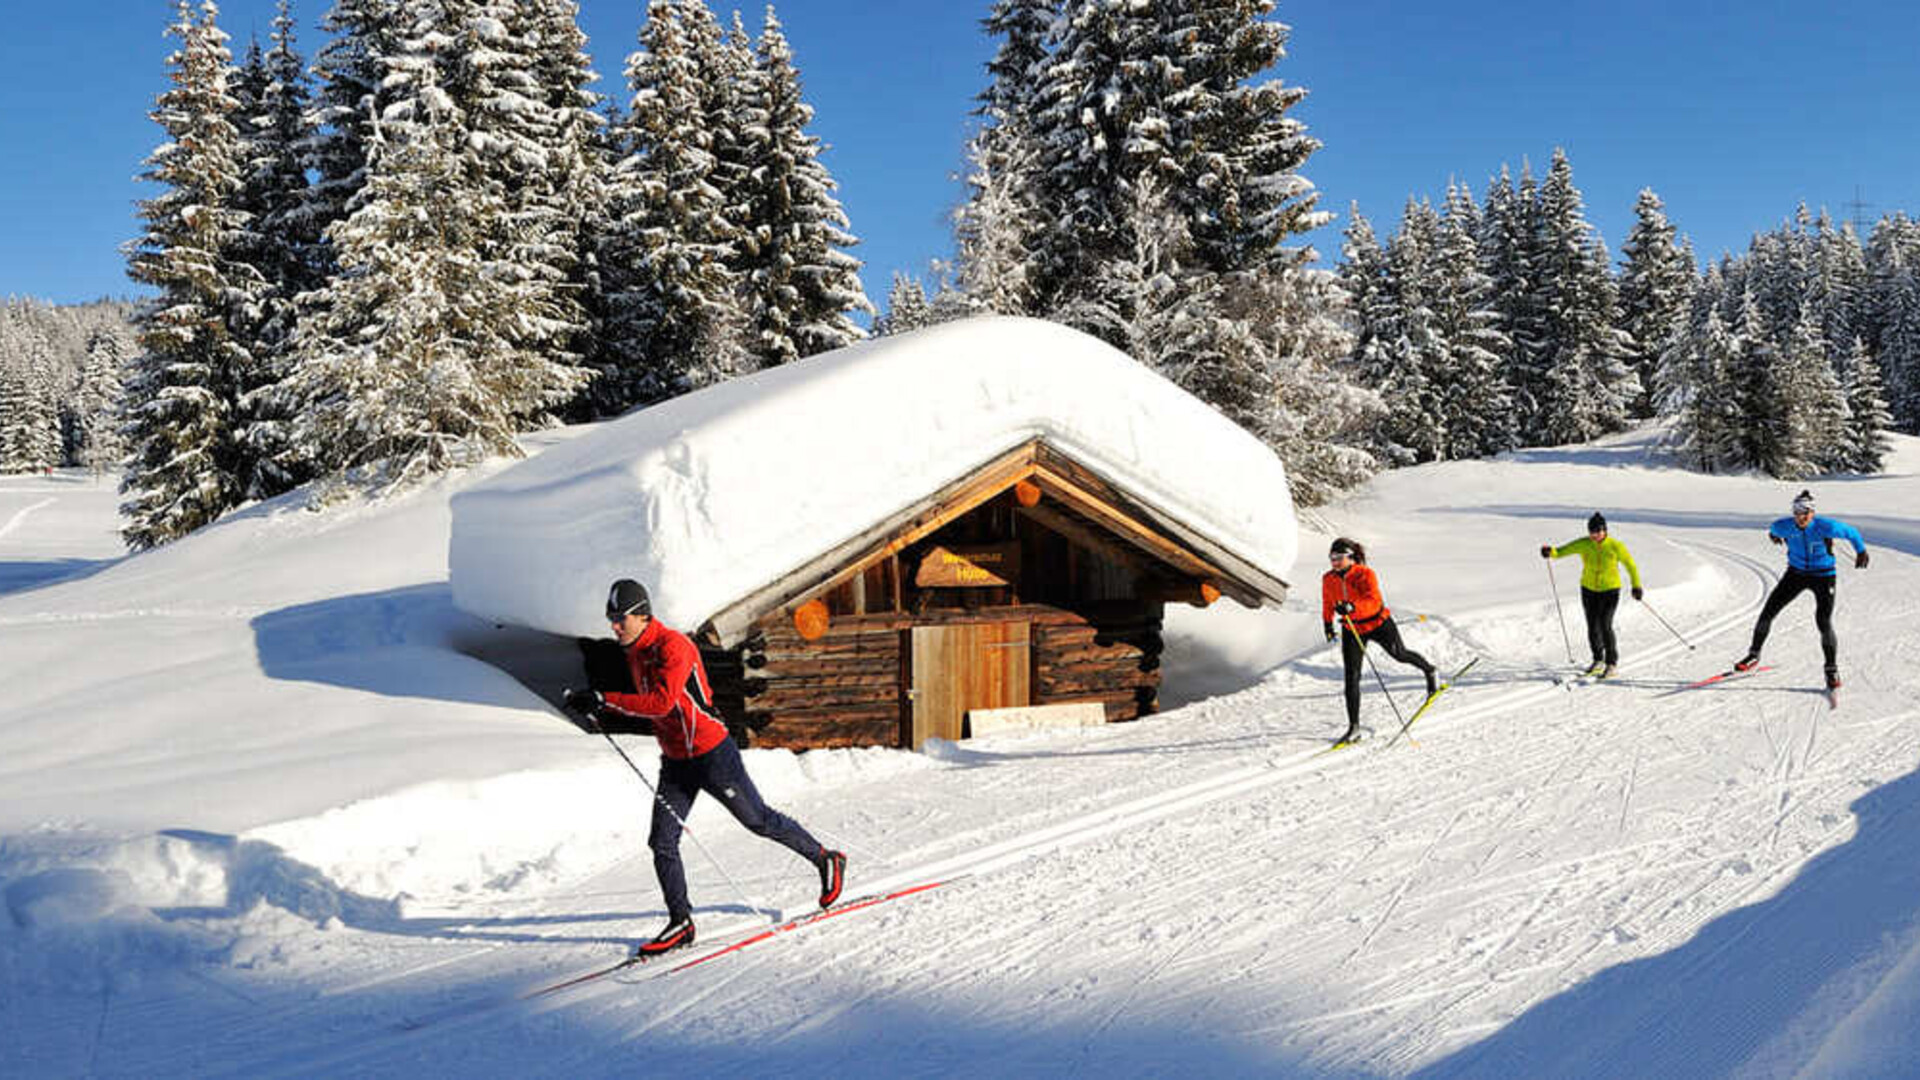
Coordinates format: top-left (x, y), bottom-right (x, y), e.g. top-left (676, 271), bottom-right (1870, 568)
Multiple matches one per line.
top-left (723, 601), bottom-right (1165, 750)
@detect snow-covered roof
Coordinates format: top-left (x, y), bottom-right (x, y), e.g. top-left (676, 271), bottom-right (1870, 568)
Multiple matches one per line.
top-left (449, 316), bottom-right (1298, 639)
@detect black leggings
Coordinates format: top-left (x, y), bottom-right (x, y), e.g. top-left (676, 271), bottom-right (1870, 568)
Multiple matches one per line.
top-left (1581, 587), bottom-right (1621, 665)
top-left (1341, 617), bottom-right (1435, 726)
top-left (1748, 569), bottom-right (1838, 671)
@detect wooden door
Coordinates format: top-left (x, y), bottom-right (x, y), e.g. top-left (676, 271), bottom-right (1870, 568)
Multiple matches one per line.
top-left (908, 622), bottom-right (1030, 749)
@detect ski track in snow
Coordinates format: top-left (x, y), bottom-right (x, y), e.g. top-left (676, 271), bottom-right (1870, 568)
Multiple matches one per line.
top-left (0, 496), bottom-right (54, 540)
top-left (9, 459), bottom-right (1920, 1078)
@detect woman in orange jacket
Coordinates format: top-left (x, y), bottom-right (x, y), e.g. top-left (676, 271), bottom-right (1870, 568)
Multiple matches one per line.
top-left (1322, 537), bottom-right (1437, 745)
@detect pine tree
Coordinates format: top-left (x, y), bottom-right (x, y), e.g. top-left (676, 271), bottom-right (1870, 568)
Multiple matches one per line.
top-left (278, 25), bottom-right (581, 490)
top-left (1837, 337), bottom-right (1893, 472)
top-left (1254, 266), bottom-right (1382, 504)
top-left (1675, 307), bottom-right (1742, 471)
top-left (599, 0), bottom-right (747, 408)
top-left (1480, 162), bottom-right (1549, 442)
top-left (232, 0), bottom-right (318, 498)
top-left (1616, 189), bottom-right (1694, 419)
top-left (735, 9), bottom-right (871, 367)
top-left (76, 327), bottom-right (131, 477)
top-left (1531, 150), bottom-right (1636, 445)
top-left (876, 273), bottom-right (933, 336)
top-left (1866, 219), bottom-right (1920, 431)
top-left (121, 0), bottom-right (261, 549)
top-left (1433, 183), bottom-right (1514, 456)
top-left (304, 0), bottom-right (403, 278)
top-left (954, 0), bottom-right (1055, 314)
top-left (1769, 306), bottom-right (1848, 478)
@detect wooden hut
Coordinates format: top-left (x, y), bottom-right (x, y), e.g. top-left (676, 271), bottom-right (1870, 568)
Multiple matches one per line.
top-left (450, 317), bottom-right (1297, 751)
top-left (696, 439), bottom-right (1288, 749)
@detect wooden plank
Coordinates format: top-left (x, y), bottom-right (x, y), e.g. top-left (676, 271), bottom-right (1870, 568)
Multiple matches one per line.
top-left (909, 621), bottom-right (1030, 749)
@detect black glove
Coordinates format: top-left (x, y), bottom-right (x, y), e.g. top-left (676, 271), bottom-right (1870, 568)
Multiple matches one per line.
top-left (1856, 550), bottom-right (1870, 569)
top-left (1631, 586), bottom-right (1643, 601)
top-left (1324, 622), bottom-right (1336, 643)
top-left (1770, 533), bottom-right (1784, 546)
top-left (563, 687), bottom-right (604, 715)
top-left (1539, 544), bottom-right (1553, 558)
top-left (1333, 601), bottom-right (1354, 616)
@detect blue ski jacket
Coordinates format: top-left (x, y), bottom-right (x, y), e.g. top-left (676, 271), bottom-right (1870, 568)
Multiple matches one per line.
top-left (1768, 515), bottom-right (1866, 575)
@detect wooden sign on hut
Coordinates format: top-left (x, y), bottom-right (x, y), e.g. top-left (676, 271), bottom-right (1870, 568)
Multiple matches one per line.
top-left (450, 317), bottom-right (1298, 752)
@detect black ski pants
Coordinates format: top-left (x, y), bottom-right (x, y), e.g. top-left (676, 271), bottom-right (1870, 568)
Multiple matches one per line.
top-left (1581, 586), bottom-right (1622, 666)
top-left (1340, 616), bottom-right (1435, 728)
top-left (649, 736), bottom-right (824, 922)
top-left (1747, 568), bottom-right (1838, 672)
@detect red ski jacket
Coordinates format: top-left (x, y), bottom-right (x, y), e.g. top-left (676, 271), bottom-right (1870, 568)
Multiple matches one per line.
top-left (601, 618), bottom-right (730, 760)
top-left (1322, 563), bottom-right (1391, 635)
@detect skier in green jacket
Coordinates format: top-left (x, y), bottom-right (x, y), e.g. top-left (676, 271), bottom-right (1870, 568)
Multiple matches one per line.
top-left (1540, 512), bottom-right (1643, 678)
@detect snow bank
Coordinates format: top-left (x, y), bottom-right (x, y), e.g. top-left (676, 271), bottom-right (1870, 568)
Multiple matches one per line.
top-left (449, 316), bottom-right (1298, 638)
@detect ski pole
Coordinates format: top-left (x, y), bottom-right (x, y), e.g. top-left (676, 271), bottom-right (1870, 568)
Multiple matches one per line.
top-left (1544, 556), bottom-right (1575, 664)
top-left (582, 709), bottom-right (772, 923)
top-left (1638, 596), bottom-right (1694, 650)
top-left (1341, 613), bottom-right (1408, 733)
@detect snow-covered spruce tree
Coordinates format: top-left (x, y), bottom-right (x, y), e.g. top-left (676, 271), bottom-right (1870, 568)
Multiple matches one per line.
top-left (1336, 204), bottom-right (1389, 379)
top-left (1253, 266), bottom-right (1381, 504)
top-left (1479, 163), bottom-right (1548, 443)
top-left (121, 0), bottom-right (264, 549)
top-left (1531, 150), bottom-right (1636, 446)
top-left (277, 25), bottom-right (584, 491)
top-left (1865, 217), bottom-right (1920, 431)
top-left (1363, 198), bottom-right (1445, 463)
top-left (599, 0), bottom-right (747, 409)
top-left (1727, 289), bottom-right (1788, 476)
top-left (1673, 306), bottom-right (1743, 471)
top-left (1616, 188), bottom-right (1694, 419)
top-left (0, 334), bottom-right (60, 473)
top-left (1031, 0), bottom-right (1327, 338)
top-left (433, 0), bottom-right (597, 409)
top-left (1434, 182), bottom-right (1514, 457)
top-left (524, 0), bottom-right (608, 415)
top-left (953, 0), bottom-right (1055, 315)
top-left (231, 0), bottom-right (320, 498)
top-left (1837, 337), bottom-right (1893, 472)
top-left (1769, 306), bottom-right (1848, 479)
top-left (876, 273), bottom-right (933, 337)
top-left (75, 326), bottom-right (131, 477)
top-left (303, 0), bottom-right (404, 281)
top-left (734, 9), bottom-right (871, 367)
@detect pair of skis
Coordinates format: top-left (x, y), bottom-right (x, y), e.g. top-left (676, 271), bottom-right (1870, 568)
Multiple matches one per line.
top-left (1667, 662), bottom-right (1839, 709)
top-left (523, 879), bottom-right (946, 996)
top-left (399, 878), bottom-right (945, 1031)
top-left (1323, 657), bottom-right (1479, 752)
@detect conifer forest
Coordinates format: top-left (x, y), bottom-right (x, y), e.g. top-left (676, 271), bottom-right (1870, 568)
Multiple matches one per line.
top-left (2, 0), bottom-right (1915, 550)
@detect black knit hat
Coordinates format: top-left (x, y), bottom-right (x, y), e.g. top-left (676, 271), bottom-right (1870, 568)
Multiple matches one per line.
top-left (1587, 512), bottom-right (1607, 533)
top-left (1329, 538), bottom-right (1357, 557)
top-left (605, 578), bottom-right (651, 619)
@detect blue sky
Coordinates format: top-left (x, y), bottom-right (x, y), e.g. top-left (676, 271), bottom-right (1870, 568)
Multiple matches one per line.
top-left (3, 1), bottom-right (1916, 309)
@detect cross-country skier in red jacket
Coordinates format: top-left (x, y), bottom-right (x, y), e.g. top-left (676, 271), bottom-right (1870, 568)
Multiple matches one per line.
top-left (566, 579), bottom-right (845, 957)
top-left (1321, 538), bottom-right (1437, 746)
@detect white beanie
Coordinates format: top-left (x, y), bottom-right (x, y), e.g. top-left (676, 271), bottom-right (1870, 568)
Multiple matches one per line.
top-left (1791, 490), bottom-right (1815, 513)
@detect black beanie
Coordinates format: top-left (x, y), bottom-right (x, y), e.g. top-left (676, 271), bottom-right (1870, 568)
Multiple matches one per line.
top-left (1588, 512), bottom-right (1607, 533)
top-left (1329, 538), bottom-right (1356, 557)
top-left (605, 578), bottom-right (651, 619)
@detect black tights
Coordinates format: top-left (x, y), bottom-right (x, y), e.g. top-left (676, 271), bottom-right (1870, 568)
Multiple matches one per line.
top-left (1581, 587), bottom-right (1621, 666)
top-left (1341, 617), bottom-right (1435, 727)
top-left (1748, 569), bottom-right (1838, 671)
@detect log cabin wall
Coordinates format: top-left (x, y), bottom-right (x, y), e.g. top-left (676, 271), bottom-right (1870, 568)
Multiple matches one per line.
top-left (707, 490), bottom-right (1176, 752)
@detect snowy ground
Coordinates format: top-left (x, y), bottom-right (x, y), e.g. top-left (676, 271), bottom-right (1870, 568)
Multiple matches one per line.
top-left (4, 425), bottom-right (1920, 1078)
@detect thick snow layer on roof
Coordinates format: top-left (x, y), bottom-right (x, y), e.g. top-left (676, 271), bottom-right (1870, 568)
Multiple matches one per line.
top-left (449, 316), bottom-right (1297, 637)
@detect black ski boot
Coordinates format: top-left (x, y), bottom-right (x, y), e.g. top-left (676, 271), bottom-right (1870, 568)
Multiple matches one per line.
top-left (635, 915), bottom-right (696, 958)
top-left (1335, 723), bottom-right (1362, 746)
top-left (1425, 669), bottom-right (1439, 697)
top-left (818, 850), bottom-right (847, 909)
top-left (1826, 668), bottom-right (1842, 690)
top-left (1733, 653), bottom-right (1761, 673)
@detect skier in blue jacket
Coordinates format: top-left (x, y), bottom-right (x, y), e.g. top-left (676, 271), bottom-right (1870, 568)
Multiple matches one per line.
top-left (1733, 490), bottom-right (1868, 689)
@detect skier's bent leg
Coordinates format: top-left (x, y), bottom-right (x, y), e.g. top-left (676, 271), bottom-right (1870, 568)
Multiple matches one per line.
top-left (1747, 573), bottom-right (1807, 657)
top-left (701, 737), bottom-right (824, 863)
